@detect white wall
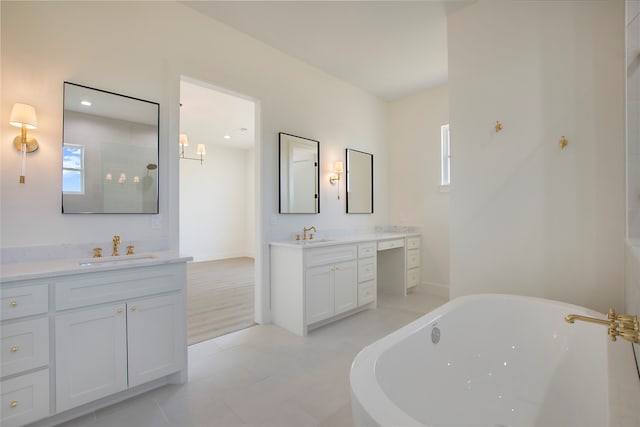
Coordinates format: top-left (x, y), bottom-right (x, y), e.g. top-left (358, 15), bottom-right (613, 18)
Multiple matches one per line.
top-left (180, 144), bottom-right (253, 262)
top-left (448, 0), bottom-right (626, 313)
top-left (0, 1), bottom-right (388, 322)
top-left (388, 84), bottom-right (450, 296)
top-left (628, 0), bottom-right (640, 239)
top-left (624, 0), bottom-right (640, 367)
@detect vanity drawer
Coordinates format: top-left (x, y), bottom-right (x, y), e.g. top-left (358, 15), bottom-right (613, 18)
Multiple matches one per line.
top-left (1, 284), bottom-right (48, 321)
top-left (377, 239), bottom-right (404, 251)
top-left (407, 249), bottom-right (420, 269)
top-left (55, 265), bottom-right (183, 311)
top-left (305, 245), bottom-right (357, 268)
top-left (1, 318), bottom-right (49, 377)
top-left (407, 236), bottom-right (421, 250)
top-left (407, 267), bottom-right (420, 289)
top-left (358, 242), bottom-right (377, 258)
top-left (358, 258), bottom-right (376, 283)
top-left (358, 280), bottom-right (376, 306)
top-left (0, 369), bottom-right (49, 427)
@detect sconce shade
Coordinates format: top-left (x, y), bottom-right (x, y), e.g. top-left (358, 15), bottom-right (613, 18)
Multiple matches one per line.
top-left (179, 134), bottom-right (189, 146)
top-left (334, 161), bottom-right (344, 174)
top-left (196, 144), bottom-right (206, 155)
top-left (10, 103), bottom-right (37, 129)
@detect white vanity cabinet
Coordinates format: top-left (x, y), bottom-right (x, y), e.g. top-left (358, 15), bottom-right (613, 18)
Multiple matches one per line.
top-left (406, 236), bottom-right (421, 290)
top-left (271, 242), bottom-right (374, 336)
top-left (0, 283), bottom-right (50, 427)
top-left (55, 303), bottom-right (127, 411)
top-left (0, 254), bottom-right (189, 426)
top-left (305, 260), bottom-right (358, 324)
top-left (357, 242), bottom-right (377, 306)
top-left (55, 265), bottom-right (186, 413)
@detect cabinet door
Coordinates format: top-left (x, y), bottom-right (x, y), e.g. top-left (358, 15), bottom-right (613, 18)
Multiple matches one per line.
top-left (305, 265), bottom-right (334, 324)
top-left (56, 304), bottom-right (127, 412)
top-left (127, 293), bottom-right (185, 387)
top-left (334, 260), bottom-right (358, 315)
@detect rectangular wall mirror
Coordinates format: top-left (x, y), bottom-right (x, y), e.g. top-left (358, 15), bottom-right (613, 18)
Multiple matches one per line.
top-left (346, 149), bottom-right (373, 214)
top-left (62, 82), bottom-right (159, 213)
top-left (279, 132), bottom-right (319, 214)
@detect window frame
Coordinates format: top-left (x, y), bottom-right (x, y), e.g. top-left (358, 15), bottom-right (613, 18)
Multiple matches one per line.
top-left (62, 144), bottom-right (85, 195)
top-left (440, 124), bottom-right (450, 191)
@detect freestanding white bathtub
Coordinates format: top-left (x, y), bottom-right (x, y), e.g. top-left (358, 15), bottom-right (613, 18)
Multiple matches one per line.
top-left (350, 294), bottom-right (640, 427)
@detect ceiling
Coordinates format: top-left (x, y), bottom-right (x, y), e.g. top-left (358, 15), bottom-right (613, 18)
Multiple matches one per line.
top-left (182, 1), bottom-right (464, 101)
top-left (180, 80), bottom-right (255, 150)
top-left (178, 1), bottom-right (469, 152)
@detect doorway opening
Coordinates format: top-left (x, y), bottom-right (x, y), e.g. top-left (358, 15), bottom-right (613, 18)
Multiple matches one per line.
top-left (179, 77), bottom-right (257, 345)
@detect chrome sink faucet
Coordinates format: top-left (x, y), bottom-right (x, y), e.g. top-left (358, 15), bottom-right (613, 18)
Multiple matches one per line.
top-left (303, 226), bottom-right (316, 240)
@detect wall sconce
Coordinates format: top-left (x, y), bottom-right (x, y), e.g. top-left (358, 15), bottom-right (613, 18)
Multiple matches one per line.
top-left (329, 161), bottom-right (344, 199)
top-left (9, 103), bottom-right (38, 184)
top-left (179, 134), bottom-right (206, 165)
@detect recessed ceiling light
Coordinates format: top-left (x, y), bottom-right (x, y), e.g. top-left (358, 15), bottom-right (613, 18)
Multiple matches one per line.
top-left (81, 100), bottom-right (92, 106)
top-left (224, 135), bottom-right (231, 139)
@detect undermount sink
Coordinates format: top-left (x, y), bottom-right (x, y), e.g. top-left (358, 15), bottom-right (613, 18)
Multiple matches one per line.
top-left (296, 238), bottom-right (334, 245)
top-left (78, 253), bottom-right (156, 266)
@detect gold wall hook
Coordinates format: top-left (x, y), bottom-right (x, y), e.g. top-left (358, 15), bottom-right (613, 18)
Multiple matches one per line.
top-left (495, 121), bottom-right (503, 132)
top-left (559, 136), bottom-right (568, 149)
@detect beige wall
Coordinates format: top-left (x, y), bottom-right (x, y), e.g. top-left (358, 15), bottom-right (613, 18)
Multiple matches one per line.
top-left (388, 84), bottom-right (450, 296)
top-left (448, 0), bottom-right (626, 312)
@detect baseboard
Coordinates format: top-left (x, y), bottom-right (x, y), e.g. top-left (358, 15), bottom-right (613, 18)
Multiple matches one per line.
top-left (422, 281), bottom-right (449, 299)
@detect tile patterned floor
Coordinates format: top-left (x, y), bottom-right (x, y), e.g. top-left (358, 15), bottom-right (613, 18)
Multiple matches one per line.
top-left (58, 287), bottom-right (447, 427)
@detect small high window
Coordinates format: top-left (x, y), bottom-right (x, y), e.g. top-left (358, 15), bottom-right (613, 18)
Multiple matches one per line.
top-left (63, 144), bottom-right (84, 194)
top-left (440, 124), bottom-right (450, 188)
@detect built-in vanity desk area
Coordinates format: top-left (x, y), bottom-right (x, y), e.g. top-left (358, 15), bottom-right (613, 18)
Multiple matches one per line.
top-left (270, 232), bottom-right (421, 336)
top-left (0, 252), bottom-right (190, 427)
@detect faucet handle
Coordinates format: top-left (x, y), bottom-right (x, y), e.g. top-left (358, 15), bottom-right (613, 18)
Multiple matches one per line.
top-left (126, 245), bottom-right (135, 255)
top-left (93, 247), bottom-right (102, 258)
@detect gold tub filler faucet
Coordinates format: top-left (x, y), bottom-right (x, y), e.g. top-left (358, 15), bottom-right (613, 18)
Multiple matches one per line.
top-left (565, 308), bottom-right (640, 344)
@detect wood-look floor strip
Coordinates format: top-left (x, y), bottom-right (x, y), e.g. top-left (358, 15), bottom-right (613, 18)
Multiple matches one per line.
top-left (187, 257), bottom-right (255, 345)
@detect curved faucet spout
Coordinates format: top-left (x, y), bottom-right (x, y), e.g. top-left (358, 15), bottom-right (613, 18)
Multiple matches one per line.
top-left (564, 314), bottom-right (615, 327)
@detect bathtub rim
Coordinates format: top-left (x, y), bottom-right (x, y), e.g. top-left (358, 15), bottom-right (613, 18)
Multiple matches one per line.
top-left (349, 293), bottom-right (608, 427)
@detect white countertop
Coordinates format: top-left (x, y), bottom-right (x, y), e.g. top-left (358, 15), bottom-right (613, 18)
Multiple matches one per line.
top-left (0, 251), bottom-right (193, 283)
top-left (270, 232), bottom-right (420, 249)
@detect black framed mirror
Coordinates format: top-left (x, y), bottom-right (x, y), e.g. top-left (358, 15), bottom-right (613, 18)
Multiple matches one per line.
top-left (346, 149), bottom-right (373, 214)
top-left (62, 82), bottom-right (159, 214)
top-left (278, 132), bottom-right (319, 214)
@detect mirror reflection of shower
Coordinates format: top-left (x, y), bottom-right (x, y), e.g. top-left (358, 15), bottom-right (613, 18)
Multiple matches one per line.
top-left (142, 162), bottom-right (157, 212)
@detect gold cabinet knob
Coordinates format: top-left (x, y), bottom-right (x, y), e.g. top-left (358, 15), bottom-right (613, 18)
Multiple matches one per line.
top-left (10, 345), bottom-right (19, 353)
top-left (10, 300), bottom-right (17, 307)
top-left (117, 308), bottom-right (124, 314)
top-left (130, 306), bottom-right (137, 312)
top-left (10, 400), bottom-right (18, 408)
